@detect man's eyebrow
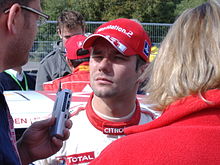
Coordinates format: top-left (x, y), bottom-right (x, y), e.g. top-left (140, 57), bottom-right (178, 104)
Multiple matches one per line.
top-left (64, 33), bottom-right (82, 37)
top-left (64, 35), bottom-right (72, 37)
top-left (112, 49), bottom-right (124, 56)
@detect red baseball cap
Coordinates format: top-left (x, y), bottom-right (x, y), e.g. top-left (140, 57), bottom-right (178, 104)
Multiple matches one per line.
top-left (65, 35), bottom-right (90, 60)
top-left (83, 18), bottom-right (151, 62)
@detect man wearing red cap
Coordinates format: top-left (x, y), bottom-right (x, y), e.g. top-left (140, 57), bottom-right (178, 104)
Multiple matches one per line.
top-left (34, 18), bottom-right (159, 165)
top-left (35, 11), bottom-right (85, 90)
top-left (43, 35), bottom-right (91, 92)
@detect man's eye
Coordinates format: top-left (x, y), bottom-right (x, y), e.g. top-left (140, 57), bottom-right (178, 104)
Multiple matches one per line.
top-left (64, 36), bottom-right (71, 39)
top-left (92, 55), bottom-right (103, 59)
top-left (115, 55), bottom-right (126, 60)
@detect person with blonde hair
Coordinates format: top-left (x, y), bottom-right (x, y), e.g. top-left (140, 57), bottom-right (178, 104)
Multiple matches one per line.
top-left (144, 0), bottom-right (220, 109)
top-left (88, 0), bottom-right (220, 164)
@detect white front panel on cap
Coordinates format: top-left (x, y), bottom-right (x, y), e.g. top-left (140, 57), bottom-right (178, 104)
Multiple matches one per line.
top-left (105, 35), bottom-right (127, 53)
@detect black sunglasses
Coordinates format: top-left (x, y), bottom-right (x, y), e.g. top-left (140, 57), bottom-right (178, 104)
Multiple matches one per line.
top-left (4, 5), bottom-right (50, 26)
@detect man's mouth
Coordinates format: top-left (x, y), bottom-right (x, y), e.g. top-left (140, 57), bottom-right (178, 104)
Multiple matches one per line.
top-left (96, 77), bottom-right (113, 84)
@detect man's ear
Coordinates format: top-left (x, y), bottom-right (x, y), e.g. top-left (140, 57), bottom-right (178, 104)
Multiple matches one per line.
top-left (66, 58), bottom-right (74, 69)
top-left (7, 3), bottom-right (22, 34)
top-left (57, 28), bottom-right (62, 39)
top-left (136, 63), bottom-right (149, 84)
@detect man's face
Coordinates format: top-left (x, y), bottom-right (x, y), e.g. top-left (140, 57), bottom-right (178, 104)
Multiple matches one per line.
top-left (58, 26), bottom-right (84, 44)
top-left (8, 0), bottom-right (40, 68)
top-left (90, 38), bottom-right (140, 98)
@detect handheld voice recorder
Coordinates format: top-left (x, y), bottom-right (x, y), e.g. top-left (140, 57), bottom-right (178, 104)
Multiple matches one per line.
top-left (50, 89), bottom-right (72, 138)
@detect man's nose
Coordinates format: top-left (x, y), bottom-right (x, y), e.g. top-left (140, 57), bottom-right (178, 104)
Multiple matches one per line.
top-left (98, 58), bottom-right (112, 72)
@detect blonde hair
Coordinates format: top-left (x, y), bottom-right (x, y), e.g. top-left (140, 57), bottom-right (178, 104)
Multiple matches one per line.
top-left (144, 0), bottom-right (220, 110)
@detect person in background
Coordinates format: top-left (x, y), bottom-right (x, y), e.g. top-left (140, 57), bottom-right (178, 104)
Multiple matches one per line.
top-left (0, 66), bottom-right (36, 91)
top-left (149, 44), bottom-right (158, 62)
top-left (43, 34), bottom-right (91, 92)
top-left (35, 10), bottom-right (85, 90)
top-left (89, 0), bottom-right (220, 164)
top-left (0, 0), bottom-right (72, 164)
top-left (34, 18), bottom-right (160, 165)
top-left (0, 66), bottom-right (36, 140)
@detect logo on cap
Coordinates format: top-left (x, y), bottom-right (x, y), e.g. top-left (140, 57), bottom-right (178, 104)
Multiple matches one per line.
top-left (77, 41), bottom-right (83, 47)
top-left (143, 41), bottom-right (150, 57)
top-left (97, 25), bottom-right (134, 38)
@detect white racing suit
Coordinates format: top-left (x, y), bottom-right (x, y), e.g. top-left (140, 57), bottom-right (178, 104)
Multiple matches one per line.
top-left (34, 93), bottom-right (159, 165)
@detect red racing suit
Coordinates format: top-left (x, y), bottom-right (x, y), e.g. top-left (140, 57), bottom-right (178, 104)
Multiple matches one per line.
top-left (43, 62), bottom-right (91, 92)
top-left (33, 93), bottom-right (159, 165)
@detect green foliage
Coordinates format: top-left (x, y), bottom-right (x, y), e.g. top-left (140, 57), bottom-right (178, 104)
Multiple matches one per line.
top-left (42, 0), bottom-right (182, 23)
top-left (42, 0), bottom-right (72, 20)
top-left (174, 0), bottom-right (207, 17)
top-left (69, 0), bottom-right (103, 21)
top-left (101, 0), bottom-right (136, 21)
top-left (41, 0), bottom-right (209, 23)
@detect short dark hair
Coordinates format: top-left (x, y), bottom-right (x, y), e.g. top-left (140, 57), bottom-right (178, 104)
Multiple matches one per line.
top-left (136, 55), bottom-right (148, 94)
top-left (57, 11), bottom-right (85, 32)
top-left (0, 0), bottom-right (32, 12)
top-left (136, 55), bottom-right (146, 72)
top-left (70, 57), bottom-right (90, 68)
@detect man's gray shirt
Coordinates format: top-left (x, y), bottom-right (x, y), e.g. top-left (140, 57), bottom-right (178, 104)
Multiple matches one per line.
top-left (35, 41), bottom-right (71, 90)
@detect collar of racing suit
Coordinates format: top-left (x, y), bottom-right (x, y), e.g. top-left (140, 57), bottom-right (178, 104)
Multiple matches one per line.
top-left (86, 93), bottom-right (141, 135)
top-left (72, 61), bottom-right (89, 73)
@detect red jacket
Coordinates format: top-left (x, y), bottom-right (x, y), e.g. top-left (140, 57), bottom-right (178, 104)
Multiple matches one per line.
top-left (43, 62), bottom-right (90, 92)
top-left (90, 89), bottom-right (220, 165)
